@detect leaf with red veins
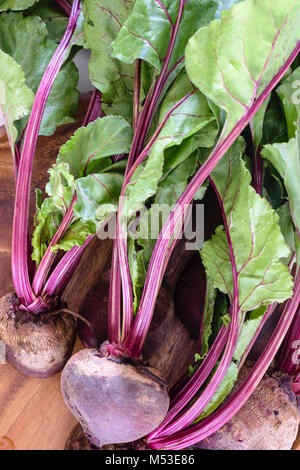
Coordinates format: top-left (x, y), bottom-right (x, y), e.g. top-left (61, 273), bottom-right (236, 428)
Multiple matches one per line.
top-left (201, 138), bottom-right (293, 312)
top-left (186, 0), bottom-right (300, 138)
top-left (112, 0), bottom-right (218, 72)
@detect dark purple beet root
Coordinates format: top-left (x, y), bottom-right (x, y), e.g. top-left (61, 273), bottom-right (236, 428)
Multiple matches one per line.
top-left (61, 348), bottom-right (170, 446)
top-left (64, 423), bottom-right (132, 450)
top-left (191, 363), bottom-right (300, 450)
top-left (0, 292), bottom-right (76, 378)
top-left (174, 254), bottom-right (206, 339)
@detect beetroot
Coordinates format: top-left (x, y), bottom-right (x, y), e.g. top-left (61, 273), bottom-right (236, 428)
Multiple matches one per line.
top-left (0, 292), bottom-right (76, 378)
top-left (61, 348), bottom-right (170, 446)
top-left (65, 423), bottom-right (132, 450)
top-left (191, 363), bottom-right (300, 450)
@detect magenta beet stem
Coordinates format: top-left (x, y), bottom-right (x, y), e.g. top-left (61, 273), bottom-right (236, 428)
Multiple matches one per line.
top-left (11, 0), bottom-right (81, 306)
top-left (148, 271), bottom-right (300, 450)
top-left (55, 0), bottom-right (72, 16)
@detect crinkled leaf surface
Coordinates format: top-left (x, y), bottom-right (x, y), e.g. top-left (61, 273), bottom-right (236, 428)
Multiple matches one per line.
top-left (186, 0), bottom-right (300, 138)
top-left (0, 12), bottom-right (79, 136)
top-left (52, 220), bottom-right (96, 253)
top-left (201, 140), bottom-right (293, 312)
top-left (83, 0), bottom-right (135, 122)
top-left (57, 116), bottom-right (132, 179)
top-left (0, 50), bottom-right (34, 155)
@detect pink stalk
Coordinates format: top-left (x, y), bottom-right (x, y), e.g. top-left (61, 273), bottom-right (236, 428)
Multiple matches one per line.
top-left (108, 1), bottom-right (186, 339)
top-left (11, 0), bottom-right (81, 307)
top-left (42, 235), bottom-right (94, 298)
top-left (38, 89), bottom-right (104, 302)
top-left (125, 41), bottom-right (300, 358)
top-left (115, 91), bottom-right (197, 341)
top-left (133, 60), bottom-right (141, 134)
top-left (82, 89), bottom-right (103, 127)
top-left (148, 272), bottom-right (300, 449)
top-left (108, 240), bottom-right (122, 344)
top-left (149, 174), bottom-right (241, 439)
top-left (134, 0), bottom-right (185, 157)
top-left (55, 0), bottom-right (72, 16)
top-left (126, 0), bottom-right (185, 168)
top-left (148, 325), bottom-right (228, 440)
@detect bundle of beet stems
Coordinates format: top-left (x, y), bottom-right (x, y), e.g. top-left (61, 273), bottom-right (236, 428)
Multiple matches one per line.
top-left (0, 0), bottom-right (299, 451)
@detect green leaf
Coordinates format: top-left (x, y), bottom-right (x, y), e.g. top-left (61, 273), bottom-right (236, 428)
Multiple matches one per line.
top-left (128, 237), bottom-right (148, 314)
top-left (32, 191), bottom-right (63, 265)
top-left (233, 305), bottom-right (267, 363)
top-left (262, 165), bottom-right (284, 209)
top-left (201, 140), bottom-right (293, 312)
top-left (57, 116), bottom-right (132, 179)
top-left (32, 162), bottom-right (76, 264)
top-left (0, 12), bottom-right (79, 136)
top-left (27, 0), bottom-right (69, 43)
top-left (261, 95), bottom-right (288, 146)
top-left (0, 49), bottom-right (34, 156)
top-left (74, 172), bottom-right (124, 223)
top-left (0, 0), bottom-right (37, 10)
top-left (277, 202), bottom-right (300, 266)
top-left (83, 0), bottom-right (135, 122)
top-left (277, 67), bottom-right (300, 139)
top-left (185, 0), bottom-right (300, 139)
top-left (112, 0), bottom-right (218, 72)
top-left (200, 275), bottom-right (217, 358)
top-left (250, 97), bottom-right (270, 150)
top-left (52, 220), bottom-right (96, 253)
top-left (262, 137), bottom-right (300, 238)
